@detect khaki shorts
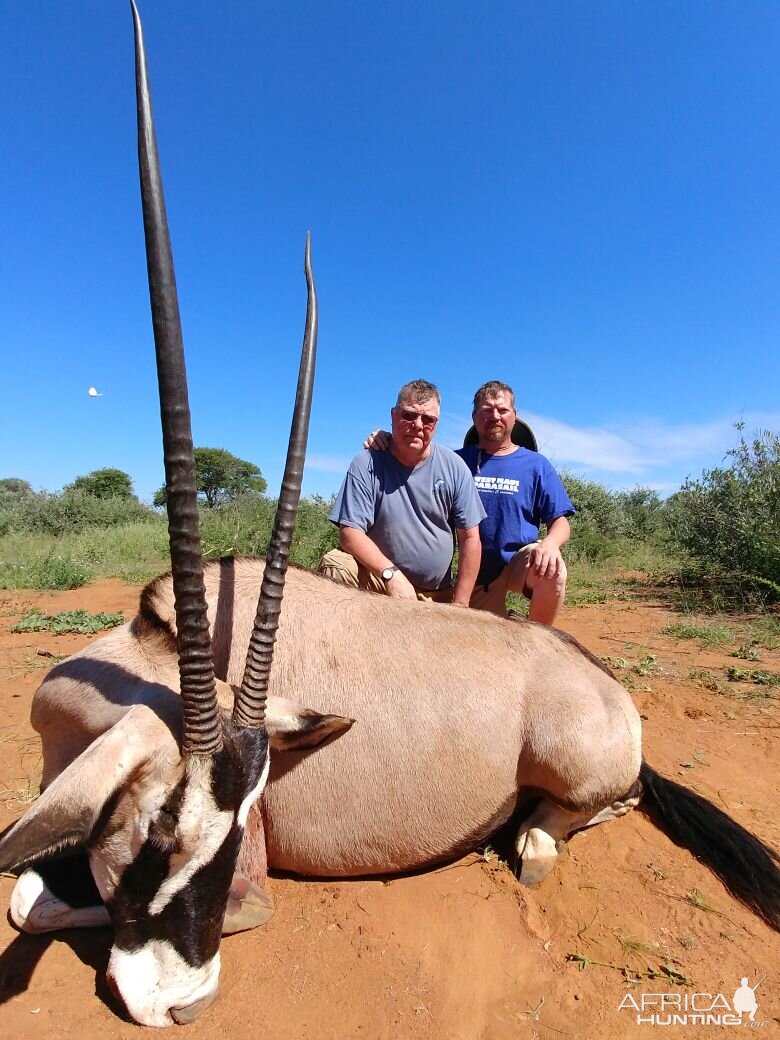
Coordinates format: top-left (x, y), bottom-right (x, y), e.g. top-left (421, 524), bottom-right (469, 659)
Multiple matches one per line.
top-left (318, 549), bottom-right (454, 604)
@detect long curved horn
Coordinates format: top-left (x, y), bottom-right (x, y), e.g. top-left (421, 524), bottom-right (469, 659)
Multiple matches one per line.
top-left (233, 234), bottom-right (318, 729)
top-left (132, 0), bottom-right (222, 755)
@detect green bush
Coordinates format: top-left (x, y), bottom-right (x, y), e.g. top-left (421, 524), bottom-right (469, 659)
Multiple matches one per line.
top-left (667, 427), bottom-right (780, 601)
top-left (0, 552), bottom-right (93, 590)
top-left (562, 474), bottom-right (623, 535)
top-left (75, 519), bottom-right (170, 567)
top-left (614, 487), bottom-right (664, 541)
top-left (199, 493), bottom-right (338, 569)
top-left (0, 477), bottom-right (33, 515)
top-left (286, 494), bottom-right (340, 569)
top-left (12, 608), bottom-right (124, 634)
top-left (65, 468), bottom-right (136, 500)
top-left (0, 489), bottom-right (156, 537)
top-left (557, 474), bottom-right (672, 565)
top-left (199, 494), bottom-right (275, 556)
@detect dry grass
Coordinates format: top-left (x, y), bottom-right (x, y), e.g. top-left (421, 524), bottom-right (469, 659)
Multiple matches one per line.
top-left (0, 724), bottom-right (42, 811)
top-left (618, 935), bottom-right (673, 960)
top-left (2, 648), bottom-right (64, 680)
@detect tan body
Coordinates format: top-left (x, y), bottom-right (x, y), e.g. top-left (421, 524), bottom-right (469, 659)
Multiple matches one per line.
top-left (32, 557), bottom-right (642, 880)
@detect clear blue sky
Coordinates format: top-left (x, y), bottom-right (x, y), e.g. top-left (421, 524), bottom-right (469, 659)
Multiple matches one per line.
top-left (3, 1), bottom-right (779, 502)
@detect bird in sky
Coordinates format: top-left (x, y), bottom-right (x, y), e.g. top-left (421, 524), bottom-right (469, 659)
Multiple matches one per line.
top-left (88, 386), bottom-right (103, 397)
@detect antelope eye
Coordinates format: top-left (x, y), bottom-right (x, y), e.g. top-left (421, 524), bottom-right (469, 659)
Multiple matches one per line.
top-left (157, 805), bottom-right (179, 827)
top-left (149, 805), bottom-right (180, 848)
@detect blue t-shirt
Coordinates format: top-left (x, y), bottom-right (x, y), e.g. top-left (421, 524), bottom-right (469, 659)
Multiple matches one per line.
top-left (329, 445), bottom-right (486, 590)
top-left (456, 446), bottom-right (575, 587)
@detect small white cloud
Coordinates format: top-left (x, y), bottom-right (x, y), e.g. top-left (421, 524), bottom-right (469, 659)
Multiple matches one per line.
top-left (88, 386), bottom-right (103, 397)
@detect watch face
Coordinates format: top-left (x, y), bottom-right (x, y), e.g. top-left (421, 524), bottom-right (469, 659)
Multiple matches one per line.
top-left (382, 567), bottom-right (395, 580)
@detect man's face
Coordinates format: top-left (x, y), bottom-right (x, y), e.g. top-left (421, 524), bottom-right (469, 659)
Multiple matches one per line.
top-left (391, 396), bottom-right (440, 454)
top-left (473, 391), bottom-right (517, 447)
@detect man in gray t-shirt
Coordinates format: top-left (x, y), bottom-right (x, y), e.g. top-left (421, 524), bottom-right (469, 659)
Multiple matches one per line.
top-left (319, 380), bottom-right (485, 605)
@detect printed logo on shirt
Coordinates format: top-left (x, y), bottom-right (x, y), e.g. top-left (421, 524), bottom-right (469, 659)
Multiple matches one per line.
top-left (474, 475), bottom-right (520, 495)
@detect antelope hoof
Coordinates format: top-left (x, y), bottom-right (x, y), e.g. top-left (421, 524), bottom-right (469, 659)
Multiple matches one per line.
top-left (222, 875), bottom-right (274, 934)
top-left (10, 868), bottom-right (110, 933)
top-left (515, 827), bottom-right (560, 887)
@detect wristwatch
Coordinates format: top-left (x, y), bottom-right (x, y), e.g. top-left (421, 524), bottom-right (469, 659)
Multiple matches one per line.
top-left (381, 566), bottom-right (400, 582)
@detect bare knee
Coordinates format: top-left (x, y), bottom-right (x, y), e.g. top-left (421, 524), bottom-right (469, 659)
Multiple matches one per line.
top-left (527, 567), bottom-right (567, 625)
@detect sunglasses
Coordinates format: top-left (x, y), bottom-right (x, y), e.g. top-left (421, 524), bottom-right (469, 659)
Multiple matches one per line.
top-left (394, 407), bottom-right (439, 428)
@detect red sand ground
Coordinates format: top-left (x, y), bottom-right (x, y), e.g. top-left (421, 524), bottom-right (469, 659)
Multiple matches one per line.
top-left (1, 580), bottom-right (778, 1039)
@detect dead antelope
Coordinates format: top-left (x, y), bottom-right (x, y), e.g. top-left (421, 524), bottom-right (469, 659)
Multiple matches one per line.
top-left (2, 3), bottom-right (780, 1033)
top-left (4, 554), bottom-right (780, 1028)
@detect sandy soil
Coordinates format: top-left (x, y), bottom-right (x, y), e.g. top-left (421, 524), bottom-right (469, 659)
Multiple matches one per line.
top-left (0, 579), bottom-right (778, 1039)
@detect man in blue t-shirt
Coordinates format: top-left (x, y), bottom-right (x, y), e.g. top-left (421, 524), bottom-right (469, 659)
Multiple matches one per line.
top-left (319, 379), bottom-right (485, 606)
top-left (459, 380), bottom-right (574, 624)
top-left (363, 380), bottom-right (575, 624)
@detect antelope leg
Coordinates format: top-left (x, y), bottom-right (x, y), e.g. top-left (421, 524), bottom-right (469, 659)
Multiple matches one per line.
top-left (11, 866), bottom-right (109, 933)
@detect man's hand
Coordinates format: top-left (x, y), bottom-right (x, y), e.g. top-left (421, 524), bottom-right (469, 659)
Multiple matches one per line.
top-left (363, 429), bottom-right (392, 451)
top-left (385, 569), bottom-right (417, 601)
top-left (528, 539), bottom-right (565, 579)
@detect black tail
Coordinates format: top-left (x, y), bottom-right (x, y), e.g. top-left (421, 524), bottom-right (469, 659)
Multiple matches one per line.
top-left (639, 761), bottom-right (780, 931)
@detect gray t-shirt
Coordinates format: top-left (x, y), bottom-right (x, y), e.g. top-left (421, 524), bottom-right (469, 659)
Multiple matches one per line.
top-left (329, 444), bottom-right (486, 590)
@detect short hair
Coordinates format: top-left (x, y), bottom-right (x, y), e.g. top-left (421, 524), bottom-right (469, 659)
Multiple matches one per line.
top-left (472, 380), bottom-right (516, 412)
top-left (396, 379), bottom-right (440, 407)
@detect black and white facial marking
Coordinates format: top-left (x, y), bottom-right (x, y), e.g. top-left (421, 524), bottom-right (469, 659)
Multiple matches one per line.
top-left (95, 725), bottom-right (269, 1028)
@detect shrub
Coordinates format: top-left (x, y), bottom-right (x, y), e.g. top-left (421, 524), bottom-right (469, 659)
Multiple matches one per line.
top-left (65, 468), bottom-right (136, 500)
top-left (614, 487), bottom-right (664, 541)
top-left (1, 489), bottom-right (156, 537)
top-left (287, 494), bottom-right (340, 569)
top-left (667, 427), bottom-right (780, 601)
top-left (12, 608), bottom-right (124, 634)
top-left (35, 553), bottom-right (92, 589)
top-left (0, 552), bottom-right (93, 590)
top-left (562, 474), bottom-right (622, 536)
top-left (0, 477), bottom-right (33, 498)
top-left (199, 494), bottom-right (276, 556)
top-left (198, 493), bottom-right (338, 569)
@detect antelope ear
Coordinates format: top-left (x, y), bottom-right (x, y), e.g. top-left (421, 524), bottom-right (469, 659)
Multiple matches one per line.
top-left (264, 696), bottom-right (355, 751)
top-left (0, 705), bottom-right (172, 874)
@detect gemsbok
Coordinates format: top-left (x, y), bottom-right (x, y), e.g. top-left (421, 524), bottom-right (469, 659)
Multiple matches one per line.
top-left (2, 2), bottom-right (779, 1031)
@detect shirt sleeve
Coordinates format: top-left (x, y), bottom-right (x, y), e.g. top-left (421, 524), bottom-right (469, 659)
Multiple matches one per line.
top-left (328, 454), bottom-right (376, 531)
top-left (536, 458), bottom-right (576, 524)
top-left (450, 456), bottom-right (487, 529)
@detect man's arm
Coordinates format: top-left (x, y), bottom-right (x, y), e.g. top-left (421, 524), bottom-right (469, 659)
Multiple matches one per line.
top-left (452, 526), bottom-right (481, 606)
top-left (339, 525), bottom-right (418, 601)
top-left (528, 516), bottom-right (570, 578)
